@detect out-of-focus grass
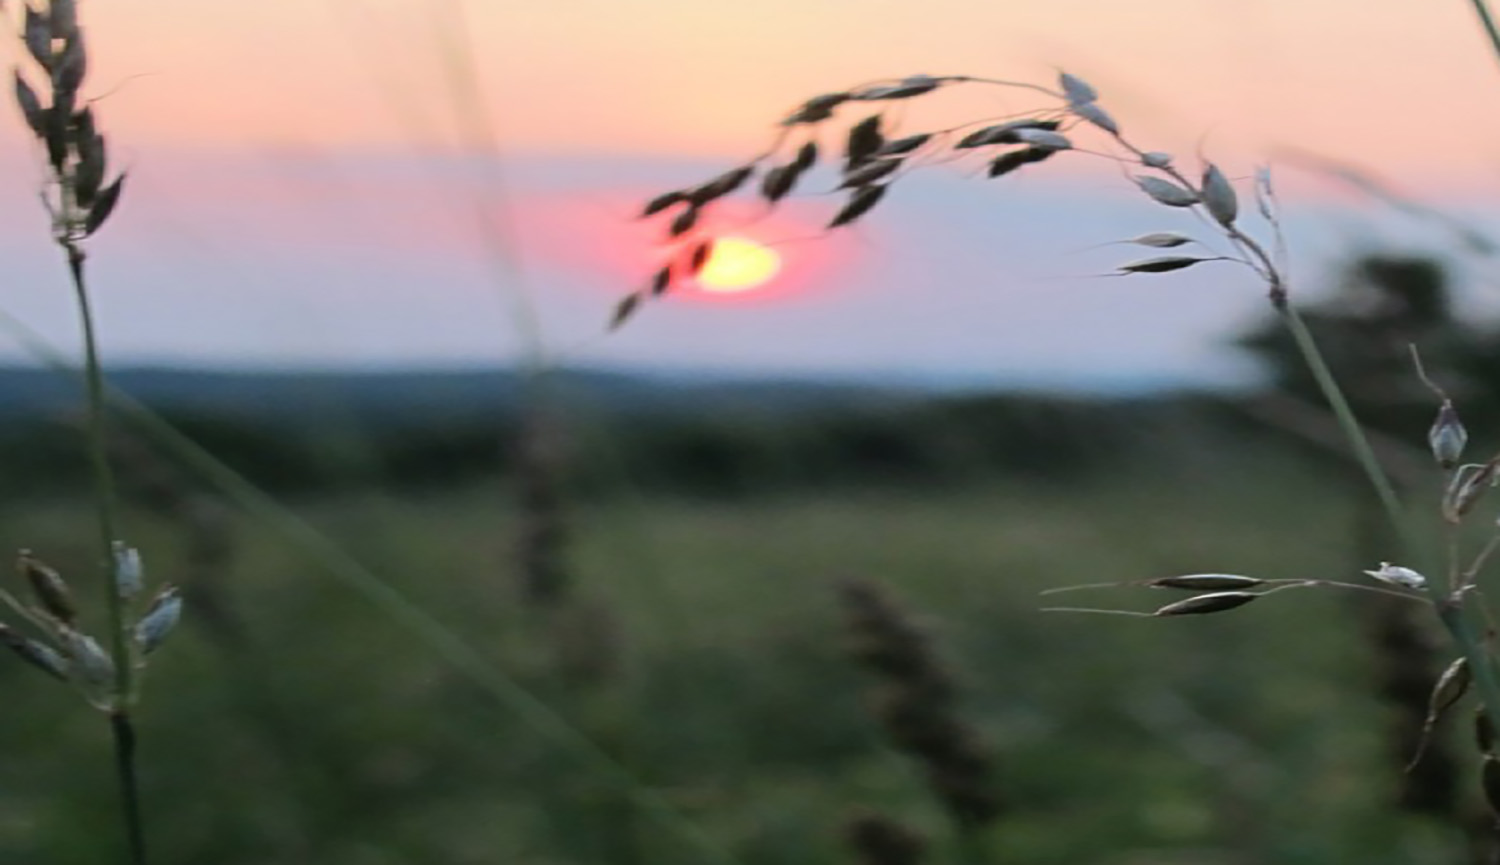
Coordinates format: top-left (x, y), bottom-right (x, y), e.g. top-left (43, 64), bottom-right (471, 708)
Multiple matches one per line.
top-left (0, 446), bottom-right (1471, 865)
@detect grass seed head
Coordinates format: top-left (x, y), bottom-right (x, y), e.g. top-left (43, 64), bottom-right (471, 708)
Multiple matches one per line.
top-left (112, 541), bottom-right (142, 601)
top-left (876, 133), bottom-right (930, 156)
top-left (669, 204), bottom-right (700, 237)
top-left (1129, 232), bottom-right (1193, 248)
top-left (18, 550), bottom-right (76, 626)
top-left (609, 291), bottom-right (643, 331)
top-left (1118, 255), bottom-right (1215, 275)
top-left (855, 74), bottom-right (942, 101)
top-left (1200, 162), bottom-right (1238, 226)
top-left (845, 115), bottom-right (884, 169)
top-left (1058, 71), bottom-right (1098, 104)
top-left (760, 165), bottom-right (797, 203)
top-left (782, 91), bottom-right (849, 125)
top-left (134, 585), bottom-right (182, 655)
top-left (1363, 562), bottom-right (1427, 589)
top-left (840, 157), bottom-right (901, 188)
top-left (987, 147), bottom-right (1054, 178)
top-left (1011, 128), bottom-right (1071, 151)
top-left (59, 625), bottom-right (113, 688)
top-left (651, 264), bottom-right (673, 297)
top-left (1428, 400), bottom-right (1467, 470)
top-left (1150, 574), bottom-right (1264, 590)
top-left (827, 184), bottom-right (887, 229)
top-left (0, 622), bottom-right (68, 681)
top-left (1071, 100), bottom-right (1118, 134)
top-left (1135, 175), bottom-right (1199, 207)
top-left (1152, 591), bottom-right (1259, 616)
top-left (640, 190), bottom-right (686, 218)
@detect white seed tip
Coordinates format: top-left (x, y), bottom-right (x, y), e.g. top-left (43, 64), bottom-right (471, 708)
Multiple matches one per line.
top-left (1362, 562), bottom-right (1427, 589)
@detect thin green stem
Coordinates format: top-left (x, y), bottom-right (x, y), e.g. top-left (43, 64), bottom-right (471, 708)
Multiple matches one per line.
top-left (1468, 0), bottom-right (1500, 69)
top-left (110, 710), bottom-right (147, 865)
top-left (64, 244), bottom-right (146, 864)
top-left (64, 245), bottom-right (131, 701)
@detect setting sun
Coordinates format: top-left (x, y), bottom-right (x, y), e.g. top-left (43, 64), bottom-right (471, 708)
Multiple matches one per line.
top-left (697, 237), bottom-right (781, 293)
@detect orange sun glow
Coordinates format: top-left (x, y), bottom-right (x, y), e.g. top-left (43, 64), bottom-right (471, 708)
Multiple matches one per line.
top-left (696, 237), bottom-right (781, 293)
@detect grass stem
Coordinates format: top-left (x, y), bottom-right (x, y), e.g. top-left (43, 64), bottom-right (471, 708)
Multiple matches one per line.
top-left (109, 710), bottom-right (147, 865)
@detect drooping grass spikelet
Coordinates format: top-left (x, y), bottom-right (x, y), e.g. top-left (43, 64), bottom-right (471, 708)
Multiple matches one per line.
top-left (837, 577), bottom-right (1001, 833)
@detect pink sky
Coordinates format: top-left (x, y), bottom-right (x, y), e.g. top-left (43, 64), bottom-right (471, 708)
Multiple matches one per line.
top-left (0, 1), bottom-right (1496, 387)
top-left (68, 0), bottom-right (1500, 180)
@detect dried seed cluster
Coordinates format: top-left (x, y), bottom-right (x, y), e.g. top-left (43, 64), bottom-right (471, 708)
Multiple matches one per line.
top-left (12, 0), bottom-right (125, 246)
top-left (0, 545), bottom-right (180, 710)
top-left (618, 69), bottom-right (1290, 328)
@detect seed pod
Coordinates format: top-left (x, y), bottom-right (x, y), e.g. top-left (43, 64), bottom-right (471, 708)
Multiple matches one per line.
top-left (1141, 151), bottom-right (1173, 169)
top-left (791, 141), bottom-right (818, 174)
top-left (987, 147), bottom-right (1054, 178)
top-left (43, 104), bottom-right (68, 170)
top-left (651, 265), bottom-right (673, 297)
top-left (1200, 162), bottom-right (1238, 226)
top-left (876, 133), bottom-right (930, 156)
top-left (1428, 400), bottom-right (1467, 470)
top-left (49, 0), bottom-right (78, 38)
top-left (669, 204), bottom-right (699, 237)
top-left (84, 174), bottom-right (125, 236)
top-left (840, 157), bottom-right (901, 188)
top-left (135, 586), bottom-right (182, 654)
top-left (1152, 591), bottom-right (1259, 616)
top-left (845, 115), bottom-right (884, 169)
top-left (827, 184), bottom-right (887, 230)
top-left (689, 166), bottom-right (753, 206)
top-left (113, 542), bottom-right (142, 601)
top-left (855, 75), bottom-right (942, 101)
top-left (640, 190), bottom-right (686, 218)
top-left (1071, 101), bottom-right (1118, 134)
top-left (13, 71), bottom-right (45, 138)
top-left (957, 119), bottom-right (1060, 148)
top-left (1362, 562), bottom-right (1427, 589)
top-left (75, 132), bottom-right (105, 206)
top-left (23, 7), bottom-right (51, 69)
top-left (1128, 232), bottom-right (1193, 248)
top-left (1011, 128), bottom-right (1071, 151)
top-left (760, 165), bottom-right (797, 203)
top-left (1150, 574), bottom-right (1264, 591)
top-left (609, 291), bottom-right (643, 331)
top-left (1118, 256), bottom-right (1215, 274)
top-left (19, 551), bottom-right (76, 626)
top-left (1450, 461), bottom-right (1499, 518)
top-left (52, 30), bottom-right (86, 98)
top-left (1484, 755), bottom-right (1500, 817)
top-left (0, 624), bottom-right (67, 681)
top-left (689, 240), bottom-right (713, 274)
top-left (59, 626), bottom-right (113, 687)
top-left (1403, 656), bottom-right (1472, 770)
top-left (1135, 176), bottom-right (1199, 207)
top-left (1059, 71), bottom-right (1098, 104)
top-left (782, 92), bottom-right (849, 125)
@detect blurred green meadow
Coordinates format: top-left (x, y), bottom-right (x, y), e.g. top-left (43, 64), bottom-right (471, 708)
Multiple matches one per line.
top-left (0, 372), bottom-right (1481, 865)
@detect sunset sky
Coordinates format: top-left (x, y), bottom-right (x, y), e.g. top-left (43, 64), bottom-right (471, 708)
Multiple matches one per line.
top-left (2, 0), bottom-right (1498, 389)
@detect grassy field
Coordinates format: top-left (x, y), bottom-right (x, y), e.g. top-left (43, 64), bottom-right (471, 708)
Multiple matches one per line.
top-left (0, 439), bottom-right (1478, 865)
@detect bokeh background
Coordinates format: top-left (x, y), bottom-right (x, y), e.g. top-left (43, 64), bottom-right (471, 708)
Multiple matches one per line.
top-left (2, 1), bottom-right (1500, 863)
